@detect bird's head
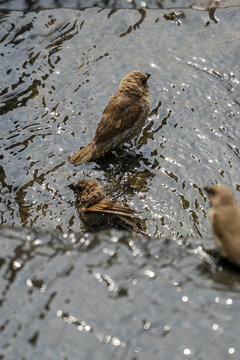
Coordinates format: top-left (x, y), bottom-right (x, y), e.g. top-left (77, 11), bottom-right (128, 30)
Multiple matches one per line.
top-left (204, 184), bottom-right (236, 207)
top-left (69, 179), bottom-right (105, 206)
top-left (119, 70), bottom-right (151, 96)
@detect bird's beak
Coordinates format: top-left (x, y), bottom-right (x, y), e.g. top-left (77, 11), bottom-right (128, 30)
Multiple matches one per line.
top-left (68, 183), bottom-right (76, 191)
top-left (145, 73), bottom-right (151, 80)
top-left (204, 186), bottom-right (210, 194)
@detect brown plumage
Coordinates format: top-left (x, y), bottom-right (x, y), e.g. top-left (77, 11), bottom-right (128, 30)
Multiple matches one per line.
top-left (69, 70), bottom-right (151, 165)
top-left (69, 179), bottom-right (146, 234)
top-left (205, 184), bottom-right (240, 266)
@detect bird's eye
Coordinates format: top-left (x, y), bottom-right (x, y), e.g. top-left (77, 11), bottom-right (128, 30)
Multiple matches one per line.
top-left (205, 187), bottom-right (216, 196)
top-left (208, 189), bottom-right (216, 195)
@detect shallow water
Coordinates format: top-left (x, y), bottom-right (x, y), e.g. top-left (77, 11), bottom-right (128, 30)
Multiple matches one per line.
top-left (0, 3), bottom-right (240, 360)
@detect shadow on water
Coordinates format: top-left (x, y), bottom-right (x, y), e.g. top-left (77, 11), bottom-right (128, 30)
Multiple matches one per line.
top-left (94, 149), bottom-right (154, 194)
top-left (197, 250), bottom-right (240, 289)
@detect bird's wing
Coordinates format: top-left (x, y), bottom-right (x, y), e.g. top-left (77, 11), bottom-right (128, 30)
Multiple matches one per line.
top-left (117, 214), bottom-right (146, 235)
top-left (87, 198), bottom-right (146, 234)
top-left (86, 198), bottom-right (137, 217)
top-left (94, 93), bottom-right (142, 143)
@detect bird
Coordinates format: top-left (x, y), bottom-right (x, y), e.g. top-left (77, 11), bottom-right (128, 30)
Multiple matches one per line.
top-left (69, 179), bottom-right (146, 234)
top-left (69, 70), bottom-right (151, 165)
top-left (205, 184), bottom-right (240, 266)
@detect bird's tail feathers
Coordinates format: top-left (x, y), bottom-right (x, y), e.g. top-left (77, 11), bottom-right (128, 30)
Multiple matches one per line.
top-left (69, 141), bottom-right (95, 165)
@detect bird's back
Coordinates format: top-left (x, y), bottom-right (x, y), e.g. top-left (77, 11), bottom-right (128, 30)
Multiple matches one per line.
top-left (94, 90), bottom-right (149, 144)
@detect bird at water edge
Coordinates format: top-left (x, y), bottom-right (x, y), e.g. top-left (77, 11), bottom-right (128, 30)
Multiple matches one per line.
top-left (69, 70), bottom-right (151, 165)
top-left (205, 184), bottom-right (240, 266)
top-left (69, 179), bottom-right (146, 234)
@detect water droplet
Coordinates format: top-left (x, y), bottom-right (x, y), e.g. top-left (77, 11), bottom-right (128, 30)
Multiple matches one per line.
top-left (143, 269), bottom-right (155, 278)
top-left (183, 348), bottom-right (191, 355)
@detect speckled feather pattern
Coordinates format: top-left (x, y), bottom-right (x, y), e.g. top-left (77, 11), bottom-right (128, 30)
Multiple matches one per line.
top-left (71, 179), bottom-right (146, 234)
top-left (69, 71), bottom-right (151, 165)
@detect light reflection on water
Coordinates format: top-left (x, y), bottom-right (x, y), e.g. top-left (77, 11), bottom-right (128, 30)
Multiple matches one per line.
top-left (1, 227), bottom-right (240, 359)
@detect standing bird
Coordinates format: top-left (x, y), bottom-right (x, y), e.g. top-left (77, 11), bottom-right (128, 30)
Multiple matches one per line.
top-left (69, 179), bottom-right (146, 234)
top-left (69, 70), bottom-right (151, 165)
top-left (205, 184), bottom-right (240, 266)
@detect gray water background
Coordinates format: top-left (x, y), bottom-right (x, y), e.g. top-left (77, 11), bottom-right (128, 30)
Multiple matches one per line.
top-left (0, 1), bottom-right (240, 359)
